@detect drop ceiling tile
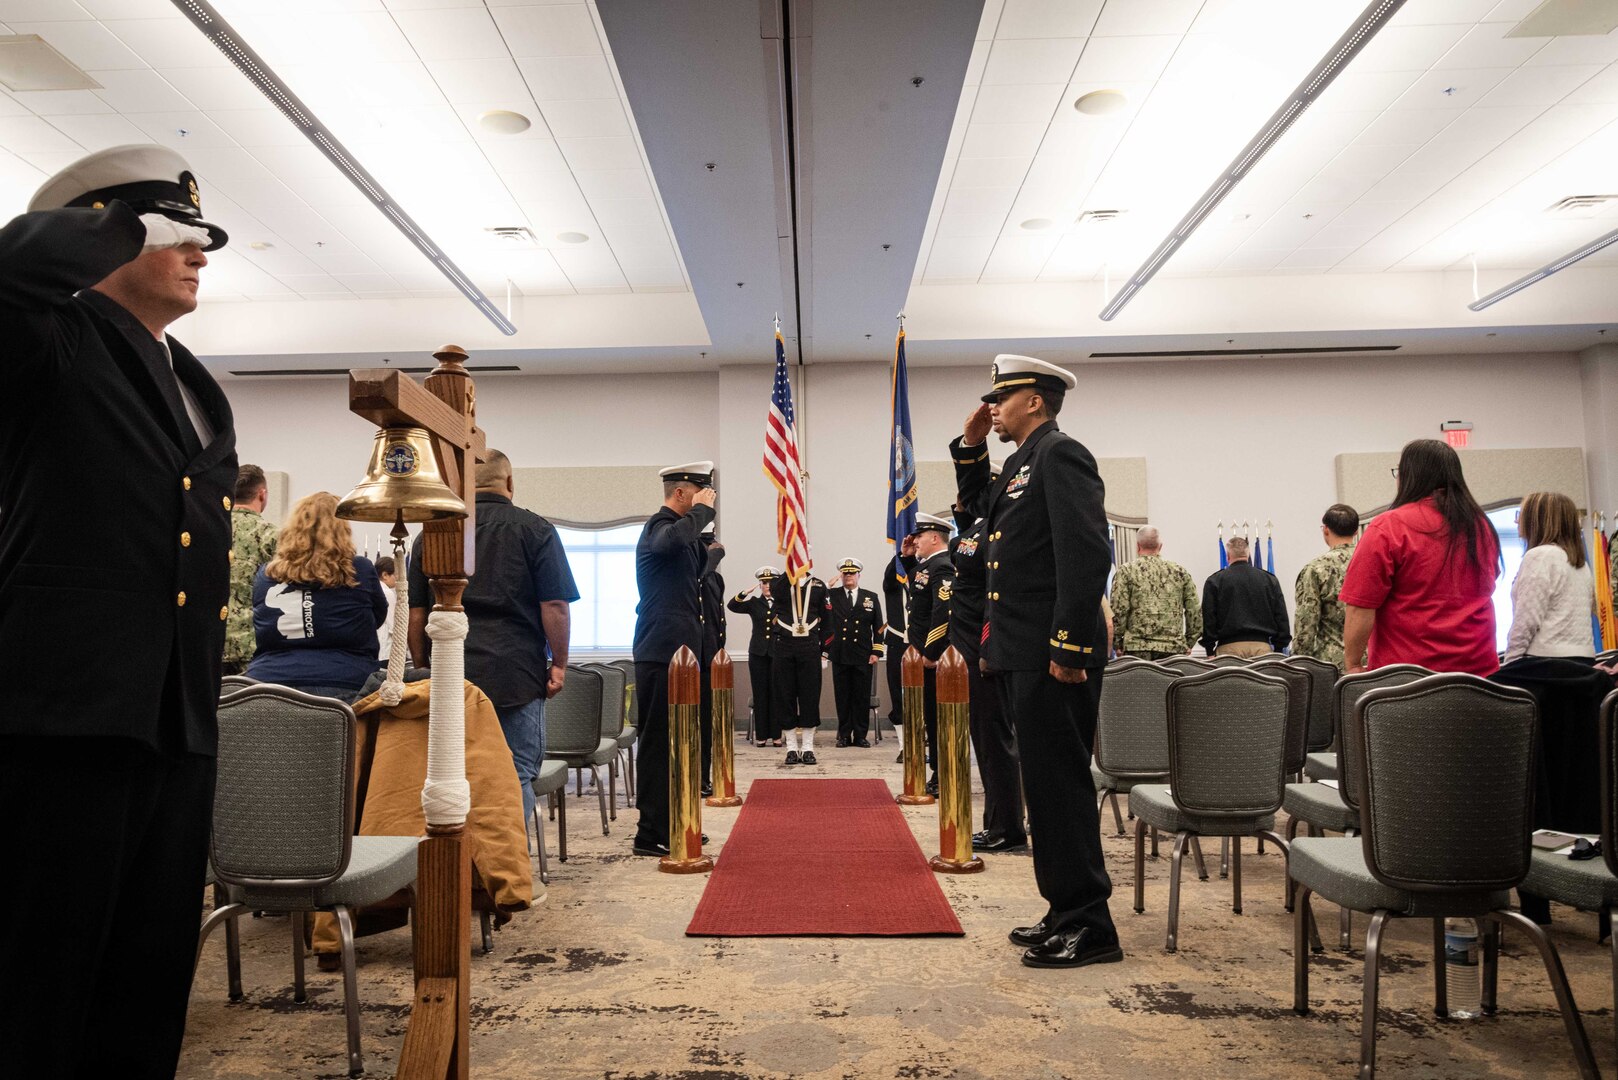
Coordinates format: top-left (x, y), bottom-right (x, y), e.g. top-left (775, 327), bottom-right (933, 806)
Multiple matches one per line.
top-left (124, 111), bottom-right (238, 149)
top-left (1562, 64), bottom-right (1618, 104)
top-left (1353, 23), bottom-right (1471, 73)
top-left (959, 122), bottom-right (1045, 158)
top-left (207, 109), bottom-right (307, 147)
top-left (936, 207), bottom-right (1008, 238)
top-left (308, 249), bottom-right (388, 276)
top-left (980, 233), bottom-right (1060, 280)
top-left (968, 82), bottom-right (1065, 125)
top-left (481, 136), bottom-right (570, 174)
top-left (1527, 34), bottom-right (1618, 67)
top-left (4, 88), bottom-right (112, 115)
top-left (1314, 68), bottom-right (1422, 113)
top-left (1354, 107), bottom-right (1461, 144)
top-left (573, 167), bottom-right (651, 199)
top-left (1430, 104), bottom-right (1545, 145)
top-left (45, 110), bottom-right (144, 149)
top-left (500, 166), bottom-right (583, 202)
top-left (488, 4), bottom-right (599, 59)
top-left (1218, 246), bottom-right (1292, 271)
top-left (1433, 23), bottom-right (1545, 70)
top-left (555, 135), bottom-right (639, 171)
top-left (1093, 0), bottom-right (1200, 37)
top-left (944, 186), bottom-right (1019, 217)
top-left (9, 20), bottom-right (145, 71)
top-left (1277, 246), bottom-right (1355, 269)
top-left (425, 57), bottom-right (530, 103)
top-left (1477, 64), bottom-right (1606, 108)
top-left (924, 234), bottom-right (996, 280)
top-left (0, 1), bottom-right (90, 18)
top-left (976, 0), bottom-right (1004, 40)
top-left (102, 18), bottom-right (230, 68)
top-left (1398, 0), bottom-right (1515, 24)
top-left (536, 96), bottom-right (627, 138)
top-left (89, 67), bottom-right (194, 112)
top-left (0, 114), bottom-right (80, 152)
top-left (980, 38), bottom-right (1084, 85)
top-left (278, 274), bottom-right (356, 298)
top-left (393, 6), bottom-right (509, 59)
top-left (1392, 67), bottom-right (1514, 110)
top-left (517, 198), bottom-right (598, 240)
top-left (625, 266), bottom-right (686, 289)
top-left (588, 194), bottom-right (662, 233)
top-left (1325, 141), bottom-right (1419, 181)
top-left (160, 67), bottom-right (269, 110)
top-left (1362, 167), bottom-right (1455, 203)
top-left (80, 0), bottom-right (177, 18)
top-left (514, 54), bottom-right (616, 101)
top-left (550, 245), bottom-right (627, 289)
top-left (1069, 34), bottom-right (1178, 83)
top-left (994, 0), bottom-right (1102, 39)
top-left (1331, 199), bottom-right (1419, 230)
top-left (962, 40), bottom-right (989, 85)
top-left (949, 155), bottom-right (1033, 188)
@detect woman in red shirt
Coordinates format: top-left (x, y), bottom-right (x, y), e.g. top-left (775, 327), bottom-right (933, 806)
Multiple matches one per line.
top-left (1340, 439), bottom-right (1502, 676)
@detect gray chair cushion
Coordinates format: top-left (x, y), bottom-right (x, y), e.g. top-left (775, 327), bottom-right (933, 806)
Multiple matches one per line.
top-left (238, 835), bottom-right (419, 911)
top-left (532, 759), bottom-right (569, 797)
top-left (1304, 751), bottom-right (1337, 782)
top-left (1522, 848), bottom-right (1618, 911)
top-left (1290, 836), bottom-right (1509, 918)
top-left (1283, 782), bottom-right (1357, 833)
top-left (1093, 763), bottom-right (1165, 794)
top-left (1128, 784), bottom-right (1275, 837)
top-left (550, 736), bottom-right (618, 768)
top-left (616, 726), bottom-right (637, 749)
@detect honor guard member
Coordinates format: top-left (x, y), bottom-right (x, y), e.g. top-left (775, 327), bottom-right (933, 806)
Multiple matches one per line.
top-left (697, 523), bottom-right (727, 795)
top-left (944, 460), bottom-right (1027, 853)
top-left (957, 354), bottom-right (1123, 970)
top-left (1, 145), bottom-right (238, 1073)
top-left (1293, 503), bottom-right (1361, 670)
top-left (1109, 526), bottom-right (1201, 660)
top-left (630, 461), bottom-right (716, 856)
top-left (827, 557), bottom-right (884, 747)
top-left (906, 512), bottom-right (957, 796)
top-left (729, 567), bottom-right (782, 745)
top-left (769, 567), bottom-right (832, 764)
top-left (224, 463), bottom-right (278, 674)
top-left (881, 534), bottom-right (917, 751)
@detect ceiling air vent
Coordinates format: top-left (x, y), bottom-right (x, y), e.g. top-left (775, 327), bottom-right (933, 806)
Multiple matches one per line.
top-left (1076, 210), bottom-right (1125, 224)
top-left (1548, 195), bottom-right (1618, 218)
top-left (485, 226), bottom-right (537, 245)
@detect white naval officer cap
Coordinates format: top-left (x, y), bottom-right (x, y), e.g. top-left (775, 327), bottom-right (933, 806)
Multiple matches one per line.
top-left (755, 565), bottom-right (781, 580)
top-left (914, 512), bottom-right (953, 536)
top-left (659, 460), bottom-right (714, 487)
top-left (837, 557), bottom-right (863, 574)
top-left (29, 144), bottom-right (229, 251)
top-left (981, 354), bottom-right (1076, 403)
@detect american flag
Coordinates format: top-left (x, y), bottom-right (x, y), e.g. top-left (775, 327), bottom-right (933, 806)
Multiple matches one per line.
top-left (764, 331), bottom-right (811, 582)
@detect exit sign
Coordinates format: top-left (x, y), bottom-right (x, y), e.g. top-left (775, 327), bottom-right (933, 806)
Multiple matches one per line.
top-left (1441, 420), bottom-right (1473, 449)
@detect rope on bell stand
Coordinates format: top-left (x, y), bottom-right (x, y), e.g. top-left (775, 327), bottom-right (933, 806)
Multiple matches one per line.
top-left (422, 610), bottom-right (471, 826)
top-left (378, 532), bottom-right (411, 707)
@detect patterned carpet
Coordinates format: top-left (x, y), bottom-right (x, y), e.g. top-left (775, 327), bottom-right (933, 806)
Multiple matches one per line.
top-left (182, 735), bottom-right (1616, 1079)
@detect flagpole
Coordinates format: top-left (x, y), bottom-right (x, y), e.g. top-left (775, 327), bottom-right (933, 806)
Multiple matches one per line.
top-left (780, 312), bottom-right (810, 525)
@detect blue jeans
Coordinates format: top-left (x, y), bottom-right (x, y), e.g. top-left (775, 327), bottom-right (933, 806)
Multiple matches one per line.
top-left (493, 697), bottom-right (546, 833)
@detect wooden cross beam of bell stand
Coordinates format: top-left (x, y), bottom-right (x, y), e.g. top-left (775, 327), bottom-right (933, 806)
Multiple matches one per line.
top-left (896, 647), bottom-right (934, 805)
top-left (662, 646), bottom-right (713, 873)
top-left (929, 647), bottom-right (983, 874)
top-left (341, 346), bottom-right (487, 1080)
top-left (705, 650), bottom-right (743, 808)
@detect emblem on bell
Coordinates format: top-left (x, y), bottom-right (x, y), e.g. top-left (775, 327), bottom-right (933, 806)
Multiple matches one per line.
top-left (336, 426), bottom-right (467, 523)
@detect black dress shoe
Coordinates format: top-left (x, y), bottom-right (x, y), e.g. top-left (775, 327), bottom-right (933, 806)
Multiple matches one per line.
top-left (1021, 928), bottom-right (1125, 969)
top-left (854, 738), bottom-right (871, 748)
top-left (801, 751), bottom-right (817, 765)
top-left (973, 832), bottom-right (1028, 853)
top-left (1008, 919), bottom-right (1053, 948)
top-left (701, 782), bottom-right (714, 798)
top-left (835, 737), bottom-right (850, 748)
top-left (925, 776), bottom-right (939, 797)
top-left (895, 750), bottom-right (905, 764)
top-left (632, 839), bottom-right (670, 857)
top-left (784, 750), bottom-right (800, 765)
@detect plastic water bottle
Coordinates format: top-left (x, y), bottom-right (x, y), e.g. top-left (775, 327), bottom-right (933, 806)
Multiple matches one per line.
top-left (1443, 917), bottom-right (1481, 1018)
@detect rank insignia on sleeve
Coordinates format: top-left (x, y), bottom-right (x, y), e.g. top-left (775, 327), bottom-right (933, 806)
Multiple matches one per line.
top-left (938, 582), bottom-right (952, 601)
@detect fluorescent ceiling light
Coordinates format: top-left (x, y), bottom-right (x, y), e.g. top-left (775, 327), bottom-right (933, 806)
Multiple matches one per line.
top-left (1467, 226), bottom-right (1618, 312)
top-left (0, 34), bottom-right (101, 91)
top-left (1098, 0), bottom-right (1409, 322)
top-left (169, 0), bottom-right (517, 336)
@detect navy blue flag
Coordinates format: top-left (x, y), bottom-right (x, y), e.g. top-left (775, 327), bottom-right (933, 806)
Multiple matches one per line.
top-left (1267, 534), bottom-right (1276, 577)
top-left (1254, 536), bottom-right (1264, 572)
top-left (886, 328), bottom-right (919, 546)
top-left (1218, 532), bottom-right (1228, 569)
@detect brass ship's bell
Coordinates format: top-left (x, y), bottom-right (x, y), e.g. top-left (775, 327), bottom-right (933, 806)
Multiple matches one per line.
top-left (336, 427), bottom-right (467, 523)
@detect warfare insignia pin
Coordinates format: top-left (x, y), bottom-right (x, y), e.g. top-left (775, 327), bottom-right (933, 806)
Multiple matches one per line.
top-left (1005, 464), bottom-right (1032, 499)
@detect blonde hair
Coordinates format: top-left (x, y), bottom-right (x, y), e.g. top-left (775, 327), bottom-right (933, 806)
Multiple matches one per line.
top-left (1518, 491), bottom-right (1585, 570)
top-left (265, 491), bottom-right (358, 589)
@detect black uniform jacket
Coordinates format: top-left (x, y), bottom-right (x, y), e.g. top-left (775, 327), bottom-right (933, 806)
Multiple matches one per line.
top-left (767, 574), bottom-right (832, 658)
top-left (947, 511), bottom-right (988, 667)
top-left (0, 201), bottom-right (238, 754)
top-left (906, 550), bottom-right (957, 662)
top-left (826, 586), bottom-right (883, 664)
top-left (632, 503), bottom-right (715, 665)
top-left (954, 425), bottom-right (1109, 672)
top-left (881, 553), bottom-right (912, 649)
top-left (698, 545), bottom-right (726, 669)
top-left (727, 589), bottom-right (775, 656)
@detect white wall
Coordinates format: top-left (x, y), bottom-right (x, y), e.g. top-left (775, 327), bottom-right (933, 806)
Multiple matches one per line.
top-left (221, 350), bottom-right (1593, 632)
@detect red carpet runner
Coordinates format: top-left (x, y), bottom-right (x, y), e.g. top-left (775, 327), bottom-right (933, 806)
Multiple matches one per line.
top-left (685, 778), bottom-right (964, 937)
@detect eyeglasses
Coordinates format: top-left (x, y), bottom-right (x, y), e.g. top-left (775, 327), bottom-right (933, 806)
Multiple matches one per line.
top-left (1389, 468), bottom-right (1400, 480)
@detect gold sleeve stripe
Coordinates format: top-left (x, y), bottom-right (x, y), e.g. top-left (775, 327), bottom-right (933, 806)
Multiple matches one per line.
top-left (1050, 640), bottom-right (1094, 654)
top-left (954, 448), bottom-right (990, 464)
top-left (926, 625), bottom-right (949, 645)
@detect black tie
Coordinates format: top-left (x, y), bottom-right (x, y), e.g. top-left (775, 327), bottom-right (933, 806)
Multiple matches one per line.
top-left (145, 342), bottom-right (203, 458)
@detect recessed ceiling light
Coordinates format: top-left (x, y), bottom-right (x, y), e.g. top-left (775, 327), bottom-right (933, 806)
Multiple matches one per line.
top-left (0, 34), bottom-right (100, 91)
top-left (556, 231), bottom-right (590, 244)
top-left (478, 109), bottom-right (532, 135)
top-left (249, 241), bottom-right (274, 251)
top-left (1073, 89), bottom-right (1128, 116)
top-left (1020, 217), bottom-right (1053, 231)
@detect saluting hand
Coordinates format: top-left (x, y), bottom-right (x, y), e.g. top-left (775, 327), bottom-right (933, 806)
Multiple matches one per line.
top-left (963, 403), bottom-right (992, 445)
top-left (694, 487), bottom-right (717, 509)
top-left (1049, 661), bottom-right (1088, 684)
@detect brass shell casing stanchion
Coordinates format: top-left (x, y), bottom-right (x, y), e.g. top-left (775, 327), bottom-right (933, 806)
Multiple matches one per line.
top-left (929, 647), bottom-right (984, 874)
top-left (705, 650), bottom-right (743, 808)
top-left (660, 646), bottom-right (713, 874)
top-left (896, 647), bottom-right (935, 805)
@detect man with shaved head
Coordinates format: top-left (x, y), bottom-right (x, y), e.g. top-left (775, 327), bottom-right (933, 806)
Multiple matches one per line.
top-left (1200, 535), bottom-right (1290, 658)
top-left (1109, 526), bottom-right (1201, 660)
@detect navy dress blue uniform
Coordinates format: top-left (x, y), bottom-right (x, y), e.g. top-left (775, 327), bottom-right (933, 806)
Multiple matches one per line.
top-left (768, 574), bottom-right (832, 731)
top-left (907, 545), bottom-right (956, 779)
top-left (631, 501), bottom-right (715, 848)
top-left (881, 553), bottom-right (912, 732)
top-left (0, 198), bottom-right (238, 1075)
top-left (827, 581), bottom-right (883, 744)
top-left (958, 420), bottom-right (1117, 943)
top-left (728, 581), bottom-right (778, 741)
top-left (698, 542), bottom-right (726, 786)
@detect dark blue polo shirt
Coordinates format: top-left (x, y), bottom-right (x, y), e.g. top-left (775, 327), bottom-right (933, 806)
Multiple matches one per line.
top-left (248, 556), bottom-right (388, 691)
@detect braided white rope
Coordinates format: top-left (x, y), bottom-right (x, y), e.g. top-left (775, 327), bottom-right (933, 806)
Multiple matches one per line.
top-left (378, 535), bottom-right (410, 707)
top-left (422, 610), bottom-right (471, 825)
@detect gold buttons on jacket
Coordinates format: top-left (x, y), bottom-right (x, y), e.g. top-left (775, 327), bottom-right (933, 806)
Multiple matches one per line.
top-left (183, 477), bottom-right (192, 491)
top-left (219, 606), bottom-right (228, 621)
top-left (223, 496), bottom-right (232, 510)
top-left (180, 532), bottom-right (191, 547)
top-left (989, 592), bottom-right (1000, 600)
top-left (177, 591), bottom-right (187, 606)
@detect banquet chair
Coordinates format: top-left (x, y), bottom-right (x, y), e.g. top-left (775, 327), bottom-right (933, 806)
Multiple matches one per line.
top-left (545, 666), bottom-right (613, 837)
top-left (1205, 654), bottom-right (1250, 667)
top-left (609, 658), bottom-right (639, 793)
top-left (197, 684), bottom-right (420, 1077)
top-left (1159, 656), bottom-right (1215, 675)
top-left (531, 759), bottom-right (569, 876)
top-left (1092, 662), bottom-right (1176, 838)
top-left (582, 662), bottom-right (629, 817)
top-left (1285, 655), bottom-right (1339, 754)
top-left (1290, 675), bottom-right (1598, 1080)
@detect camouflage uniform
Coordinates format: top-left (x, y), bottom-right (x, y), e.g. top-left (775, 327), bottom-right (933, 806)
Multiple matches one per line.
top-left (1110, 554), bottom-right (1201, 656)
top-left (222, 507), bottom-right (278, 670)
top-left (1293, 542), bottom-right (1355, 670)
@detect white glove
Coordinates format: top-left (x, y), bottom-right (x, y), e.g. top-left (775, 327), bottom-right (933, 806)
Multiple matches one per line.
top-left (139, 213), bottom-right (211, 253)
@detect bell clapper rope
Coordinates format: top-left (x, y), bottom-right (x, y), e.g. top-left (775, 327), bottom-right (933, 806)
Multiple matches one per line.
top-left (379, 513), bottom-right (411, 706)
